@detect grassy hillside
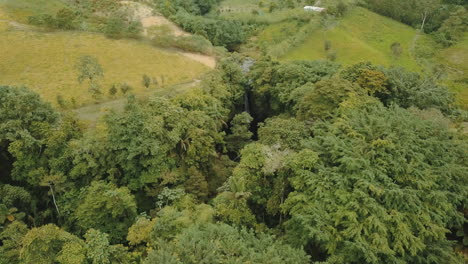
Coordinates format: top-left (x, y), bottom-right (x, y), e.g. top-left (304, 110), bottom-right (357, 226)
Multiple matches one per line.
top-left (216, 0), bottom-right (312, 24)
top-left (0, 23), bottom-right (209, 107)
top-left (0, 0), bottom-right (67, 22)
top-left (437, 34), bottom-right (468, 108)
top-left (281, 7), bottom-right (422, 71)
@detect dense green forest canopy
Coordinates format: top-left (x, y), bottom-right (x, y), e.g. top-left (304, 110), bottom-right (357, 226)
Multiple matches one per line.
top-left (1, 0), bottom-right (468, 263)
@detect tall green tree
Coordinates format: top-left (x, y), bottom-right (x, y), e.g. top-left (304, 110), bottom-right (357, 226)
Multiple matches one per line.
top-left (226, 112), bottom-right (253, 156)
top-left (84, 229), bottom-right (131, 264)
top-left (76, 55), bottom-right (104, 98)
top-left (435, 6), bottom-right (468, 46)
top-left (283, 101), bottom-right (467, 263)
top-left (0, 86), bottom-right (58, 184)
top-left (249, 60), bottom-right (340, 116)
top-left (0, 221), bottom-right (28, 264)
top-left (295, 78), bottom-right (360, 120)
top-left (71, 181), bottom-right (137, 243)
top-left (145, 223), bottom-right (310, 264)
top-left (19, 224), bottom-right (86, 264)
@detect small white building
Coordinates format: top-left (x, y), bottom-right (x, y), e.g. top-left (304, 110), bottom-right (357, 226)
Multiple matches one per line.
top-left (304, 6), bottom-right (326, 12)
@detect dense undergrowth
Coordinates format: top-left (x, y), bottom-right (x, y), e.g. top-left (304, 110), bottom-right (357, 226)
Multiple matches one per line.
top-left (1, 0), bottom-right (467, 263)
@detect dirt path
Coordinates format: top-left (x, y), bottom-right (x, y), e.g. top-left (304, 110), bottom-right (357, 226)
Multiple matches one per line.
top-left (119, 1), bottom-right (216, 68)
top-left (409, 30), bottom-right (421, 57)
top-left (0, 19), bottom-right (30, 30)
top-left (120, 1), bottom-right (188, 37)
top-left (181, 52), bottom-right (216, 69)
top-left (74, 79), bottom-right (202, 124)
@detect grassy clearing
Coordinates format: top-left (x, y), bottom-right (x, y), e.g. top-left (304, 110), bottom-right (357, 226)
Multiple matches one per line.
top-left (0, 0), bottom-right (67, 22)
top-left (281, 7), bottom-right (422, 71)
top-left (0, 26), bottom-right (209, 107)
top-left (220, 7), bottom-right (310, 24)
top-left (74, 79), bottom-right (201, 124)
top-left (218, 0), bottom-right (259, 10)
top-left (437, 34), bottom-right (468, 108)
top-left (257, 20), bottom-right (303, 44)
top-left (216, 0), bottom-right (313, 24)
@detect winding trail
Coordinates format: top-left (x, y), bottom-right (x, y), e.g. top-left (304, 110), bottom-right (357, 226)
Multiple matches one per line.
top-left (409, 30), bottom-right (421, 58)
top-left (0, 19), bottom-right (30, 30)
top-left (120, 1), bottom-right (216, 69)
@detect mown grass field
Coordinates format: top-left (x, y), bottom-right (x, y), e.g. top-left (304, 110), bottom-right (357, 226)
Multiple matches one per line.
top-left (0, 23), bottom-right (209, 107)
top-left (281, 7), bottom-right (422, 71)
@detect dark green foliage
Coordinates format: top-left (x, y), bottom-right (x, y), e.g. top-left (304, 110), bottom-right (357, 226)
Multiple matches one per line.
top-left (72, 181), bottom-right (137, 243)
top-left (295, 78), bottom-right (360, 120)
top-left (151, 31), bottom-right (213, 55)
top-left (69, 94), bottom-right (224, 193)
top-left (249, 59), bottom-right (341, 115)
top-left (28, 8), bottom-right (79, 30)
top-left (341, 62), bottom-right (389, 97)
top-left (0, 86), bottom-right (58, 184)
top-left (154, 0), bottom-right (244, 50)
top-left (364, 0), bottom-right (445, 32)
top-left (0, 185), bottom-right (31, 210)
top-left (119, 82), bottom-right (132, 94)
top-left (149, 204), bottom-right (215, 244)
top-left (216, 54), bottom-right (247, 105)
top-left (55, 8), bottom-right (79, 30)
top-left (173, 11), bottom-right (247, 51)
top-left (76, 55), bottom-right (104, 97)
top-left (382, 67), bottom-right (454, 113)
top-left (28, 14), bottom-right (55, 28)
top-left (283, 102), bottom-right (467, 263)
top-left (56, 94), bottom-right (66, 109)
top-left (258, 117), bottom-right (309, 150)
top-left (103, 16), bottom-right (126, 38)
top-left (103, 15), bottom-right (142, 39)
top-left (212, 190), bottom-right (257, 227)
top-left (20, 224), bottom-right (87, 264)
top-left (109, 84), bottom-right (118, 96)
top-left (155, 0), bottom-right (221, 16)
top-left (142, 74), bottom-right (151, 89)
top-left (0, 86), bottom-right (58, 143)
top-left (327, 1), bottom-right (349, 17)
top-left (0, 221), bottom-right (28, 264)
top-left (145, 223), bottom-right (310, 264)
top-left (84, 229), bottom-right (131, 264)
top-left (336, 1), bottom-right (349, 16)
top-left (228, 143), bottom-right (292, 222)
top-left (342, 63), bottom-right (455, 113)
top-left (434, 6), bottom-right (468, 47)
top-left (226, 112), bottom-right (253, 155)
top-left (0, 87), bottom-right (83, 228)
top-left (269, 2), bottom-right (278, 13)
top-left (0, 185), bottom-right (31, 232)
top-left (184, 167), bottom-right (209, 200)
top-left (194, 0), bottom-right (221, 15)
